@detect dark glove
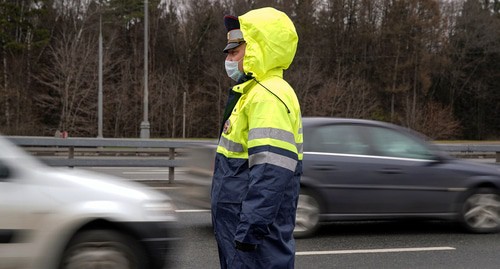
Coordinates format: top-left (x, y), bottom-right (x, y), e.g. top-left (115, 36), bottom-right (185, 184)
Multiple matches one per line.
top-left (235, 240), bottom-right (257, 252)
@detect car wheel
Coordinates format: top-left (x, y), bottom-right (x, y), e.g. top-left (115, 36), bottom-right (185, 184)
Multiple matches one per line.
top-left (461, 188), bottom-right (500, 233)
top-left (294, 189), bottom-right (321, 238)
top-left (59, 230), bottom-right (147, 269)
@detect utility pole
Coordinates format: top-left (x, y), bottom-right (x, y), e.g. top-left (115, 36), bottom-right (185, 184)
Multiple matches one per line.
top-left (140, 0), bottom-right (150, 138)
top-left (98, 13), bottom-right (103, 138)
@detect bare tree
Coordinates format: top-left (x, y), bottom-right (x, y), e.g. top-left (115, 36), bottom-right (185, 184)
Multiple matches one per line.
top-left (34, 12), bottom-right (99, 136)
top-left (0, 0), bottom-right (498, 139)
top-left (411, 102), bottom-right (461, 139)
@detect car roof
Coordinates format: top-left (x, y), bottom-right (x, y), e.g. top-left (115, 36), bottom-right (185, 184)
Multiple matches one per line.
top-left (302, 117), bottom-right (429, 140)
top-left (303, 117), bottom-right (395, 128)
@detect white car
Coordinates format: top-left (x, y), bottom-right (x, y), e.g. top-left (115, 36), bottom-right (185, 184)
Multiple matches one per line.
top-left (0, 136), bottom-right (177, 269)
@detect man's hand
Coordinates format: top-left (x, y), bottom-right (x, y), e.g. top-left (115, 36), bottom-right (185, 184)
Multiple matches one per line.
top-left (235, 240), bottom-right (257, 252)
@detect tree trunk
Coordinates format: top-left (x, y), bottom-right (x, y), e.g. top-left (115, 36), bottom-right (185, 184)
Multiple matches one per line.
top-left (2, 43), bottom-right (9, 128)
top-left (391, 42), bottom-right (401, 122)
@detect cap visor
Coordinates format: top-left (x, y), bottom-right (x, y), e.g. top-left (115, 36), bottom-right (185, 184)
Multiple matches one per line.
top-left (223, 42), bottom-right (242, 53)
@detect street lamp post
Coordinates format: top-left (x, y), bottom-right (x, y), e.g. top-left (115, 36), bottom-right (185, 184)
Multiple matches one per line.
top-left (98, 13), bottom-right (103, 138)
top-left (140, 0), bottom-right (150, 138)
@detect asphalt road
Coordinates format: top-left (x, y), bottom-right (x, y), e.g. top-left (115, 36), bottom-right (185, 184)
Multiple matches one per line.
top-left (82, 166), bottom-right (500, 269)
top-left (168, 210), bottom-right (500, 269)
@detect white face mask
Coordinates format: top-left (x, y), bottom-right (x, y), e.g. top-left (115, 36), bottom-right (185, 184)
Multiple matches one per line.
top-left (225, 59), bottom-right (244, 82)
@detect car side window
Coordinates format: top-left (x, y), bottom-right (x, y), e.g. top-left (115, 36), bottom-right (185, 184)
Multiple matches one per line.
top-left (369, 127), bottom-right (433, 159)
top-left (307, 124), bottom-right (369, 155)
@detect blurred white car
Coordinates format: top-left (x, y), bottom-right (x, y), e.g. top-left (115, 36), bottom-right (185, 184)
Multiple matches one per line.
top-left (0, 135), bottom-right (177, 269)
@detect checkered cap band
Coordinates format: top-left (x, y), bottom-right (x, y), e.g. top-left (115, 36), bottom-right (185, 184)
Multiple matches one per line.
top-left (227, 29), bottom-right (244, 43)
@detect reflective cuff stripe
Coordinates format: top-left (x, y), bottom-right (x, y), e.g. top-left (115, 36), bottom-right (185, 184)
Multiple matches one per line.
top-left (296, 143), bottom-right (303, 154)
top-left (249, 151), bottom-right (298, 172)
top-left (249, 128), bottom-right (296, 145)
top-left (218, 136), bottom-right (244, 152)
top-left (297, 128), bottom-right (303, 153)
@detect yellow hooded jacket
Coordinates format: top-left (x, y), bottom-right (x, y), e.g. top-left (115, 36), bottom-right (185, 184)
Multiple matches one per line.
top-left (211, 7), bottom-right (303, 269)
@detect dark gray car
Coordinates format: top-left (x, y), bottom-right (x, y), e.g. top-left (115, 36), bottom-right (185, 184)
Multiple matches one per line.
top-left (182, 117), bottom-right (500, 238)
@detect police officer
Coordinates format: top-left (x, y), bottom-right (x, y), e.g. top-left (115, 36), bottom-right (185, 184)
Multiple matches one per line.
top-left (211, 7), bottom-right (303, 269)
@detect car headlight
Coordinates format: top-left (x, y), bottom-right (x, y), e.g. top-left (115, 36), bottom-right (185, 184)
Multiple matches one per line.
top-left (143, 200), bottom-right (177, 220)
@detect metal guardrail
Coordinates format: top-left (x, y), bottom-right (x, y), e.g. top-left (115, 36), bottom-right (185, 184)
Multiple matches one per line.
top-left (6, 136), bottom-right (216, 184)
top-left (435, 143), bottom-right (500, 163)
top-left (4, 137), bottom-right (500, 184)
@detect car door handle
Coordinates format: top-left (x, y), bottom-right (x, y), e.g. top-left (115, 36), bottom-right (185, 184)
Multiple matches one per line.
top-left (378, 168), bottom-right (402, 174)
top-left (311, 165), bottom-right (337, 171)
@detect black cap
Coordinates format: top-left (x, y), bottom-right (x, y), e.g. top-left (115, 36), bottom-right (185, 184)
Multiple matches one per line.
top-left (223, 15), bottom-right (244, 53)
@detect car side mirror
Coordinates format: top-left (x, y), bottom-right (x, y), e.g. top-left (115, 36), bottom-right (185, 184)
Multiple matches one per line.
top-left (427, 152), bottom-right (448, 165)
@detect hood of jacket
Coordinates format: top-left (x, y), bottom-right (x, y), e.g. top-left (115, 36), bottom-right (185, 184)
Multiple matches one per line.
top-left (239, 7), bottom-right (298, 81)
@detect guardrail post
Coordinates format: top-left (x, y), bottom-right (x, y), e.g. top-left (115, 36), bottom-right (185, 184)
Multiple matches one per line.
top-left (169, 148), bottom-right (175, 184)
top-left (69, 146), bottom-right (74, 168)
